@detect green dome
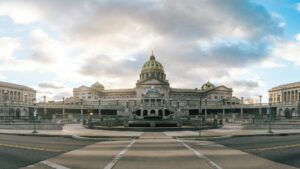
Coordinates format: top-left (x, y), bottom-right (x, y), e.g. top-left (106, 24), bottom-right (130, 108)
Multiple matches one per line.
top-left (142, 54), bottom-right (164, 73)
top-left (139, 52), bottom-right (167, 81)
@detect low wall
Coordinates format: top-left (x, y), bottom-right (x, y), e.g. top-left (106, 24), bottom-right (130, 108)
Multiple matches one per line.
top-left (0, 123), bottom-right (63, 130)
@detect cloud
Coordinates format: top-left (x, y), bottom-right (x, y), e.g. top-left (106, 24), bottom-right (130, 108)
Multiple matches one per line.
top-left (39, 82), bottom-right (64, 89)
top-left (36, 82), bottom-right (72, 102)
top-left (296, 3), bottom-right (300, 12)
top-left (273, 38), bottom-right (300, 66)
top-left (296, 34), bottom-right (300, 41)
top-left (0, 2), bottom-right (41, 24)
top-left (0, 37), bottom-right (20, 60)
top-left (0, 0), bottom-right (285, 98)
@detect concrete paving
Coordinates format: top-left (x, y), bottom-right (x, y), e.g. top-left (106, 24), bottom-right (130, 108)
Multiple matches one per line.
top-left (113, 132), bottom-right (212, 169)
top-left (0, 134), bottom-right (97, 169)
top-left (184, 140), bottom-right (298, 169)
top-left (20, 140), bottom-right (134, 169)
top-left (21, 132), bottom-right (299, 169)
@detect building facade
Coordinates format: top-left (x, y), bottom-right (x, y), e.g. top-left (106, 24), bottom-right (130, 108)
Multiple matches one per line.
top-left (69, 53), bottom-right (240, 119)
top-left (269, 82), bottom-right (300, 118)
top-left (0, 81), bottom-right (36, 120)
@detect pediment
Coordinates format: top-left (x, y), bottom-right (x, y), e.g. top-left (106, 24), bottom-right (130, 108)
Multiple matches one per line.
top-left (215, 85), bottom-right (232, 91)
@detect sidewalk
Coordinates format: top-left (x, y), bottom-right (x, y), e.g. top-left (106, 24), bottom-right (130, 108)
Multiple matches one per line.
top-left (0, 123), bottom-right (300, 138)
top-left (0, 124), bottom-right (142, 137)
top-left (165, 123), bottom-right (300, 137)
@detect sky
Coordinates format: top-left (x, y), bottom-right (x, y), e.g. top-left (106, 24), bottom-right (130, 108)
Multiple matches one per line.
top-left (0, 0), bottom-right (300, 102)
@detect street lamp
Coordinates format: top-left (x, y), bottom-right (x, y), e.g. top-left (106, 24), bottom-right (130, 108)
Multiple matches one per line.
top-left (88, 112), bottom-right (93, 129)
top-left (259, 95), bottom-right (262, 105)
top-left (32, 98), bottom-right (38, 133)
top-left (267, 103), bottom-right (273, 134)
top-left (4, 91), bottom-right (8, 120)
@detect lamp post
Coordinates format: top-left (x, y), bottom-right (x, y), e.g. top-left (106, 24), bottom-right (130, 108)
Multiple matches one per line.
top-left (195, 87), bottom-right (202, 137)
top-left (88, 112), bottom-right (93, 129)
top-left (267, 103), bottom-right (273, 134)
top-left (32, 98), bottom-right (38, 133)
top-left (259, 95), bottom-right (262, 105)
top-left (62, 97), bottom-right (65, 123)
top-left (80, 99), bottom-right (83, 123)
top-left (3, 91), bottom-right (9, 120)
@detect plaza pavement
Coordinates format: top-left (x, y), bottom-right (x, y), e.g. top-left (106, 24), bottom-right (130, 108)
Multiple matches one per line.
top-left (20, 132), bottom-right (298, 169)
top-left (1, 123), bottom-right (300, 138)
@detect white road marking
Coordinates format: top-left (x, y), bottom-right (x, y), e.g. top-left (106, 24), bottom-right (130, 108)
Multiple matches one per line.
top-left (41, 160), bottom-right (70, 169)
top-left (177, 139), bottom-right (223, 169)
top-left (103, 139), bottom-right (137, 169)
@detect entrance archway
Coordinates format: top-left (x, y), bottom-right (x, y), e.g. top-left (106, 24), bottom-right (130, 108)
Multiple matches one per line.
top-left (143, 110), bottom-right (148, 117)
top-left (158, 110), bottom-right (163, 117)
top-left (278, 108), bottom-right (283, 116)
top-left (284, 108), bottom-right (291, 119)
top-left (150, 110), bottom-right (155, 115)
top-left (291, 108), bottom-right (297, 117)
top-left (16, 108), bottom-right (21, 119)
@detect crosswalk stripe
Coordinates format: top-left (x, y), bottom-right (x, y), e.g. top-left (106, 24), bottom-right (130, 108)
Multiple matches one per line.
top-left (103, 139), bottom-right (136, 169)
top-left (177, 139), bottom-right (223, 169)
top-left (41, 160), bottom-right (71, 169)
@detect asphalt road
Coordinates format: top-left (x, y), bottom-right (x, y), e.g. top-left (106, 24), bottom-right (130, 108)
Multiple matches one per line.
top-left (0, 134), bottom-right (97, 169)
top-left (214, 134), bottom-right (300, 168)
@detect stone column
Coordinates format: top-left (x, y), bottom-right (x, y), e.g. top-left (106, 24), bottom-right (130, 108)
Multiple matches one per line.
top-left (222, 109), bottom-right (225, 122)
top-left (7, 91), bottom-right (10, 101)
top-left (241, 108), bottom-right (244, 120)
top-left (44, 107), bottom-right (47, 117)
top-left (62, 108), bottom-right (65, 121)
top-left (141, 109), bottom-right (144, 118)
top-left (80, 106), bottom-right (83, 122)
top-left (98, 109), bottom-right (101, 119)
top-left (205, 109), bottom-right (207, 119)
top-left (259, 108), bottom-right (262, 116)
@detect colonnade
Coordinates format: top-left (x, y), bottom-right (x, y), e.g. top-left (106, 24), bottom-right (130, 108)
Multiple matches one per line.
top-left (0, 89), bottom-right (35, 104)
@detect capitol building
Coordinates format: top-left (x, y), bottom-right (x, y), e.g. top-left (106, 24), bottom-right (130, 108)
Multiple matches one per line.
top-left (67, 53), bottom-right (241, 119)
top-left (0, 53), bottom-right (299, 126)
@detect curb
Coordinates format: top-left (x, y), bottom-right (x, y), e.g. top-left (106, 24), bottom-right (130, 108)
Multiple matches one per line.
top-left (228, 132), bottom-right (300, 138)
top-left (71, 135), bottom-right (137, 141)
top-left (175, 132), bottom-right (300, 141)
top-left (0, 132), bottom-right (72, 138)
